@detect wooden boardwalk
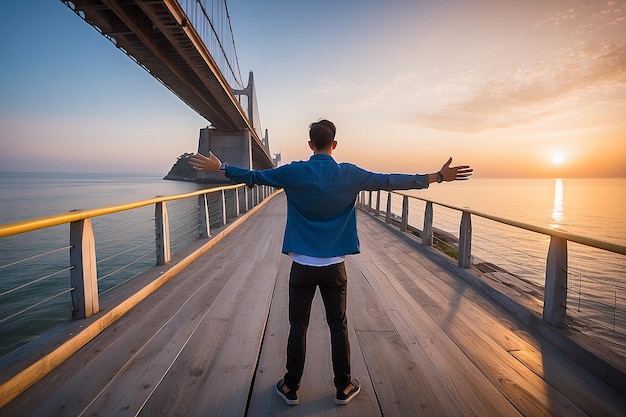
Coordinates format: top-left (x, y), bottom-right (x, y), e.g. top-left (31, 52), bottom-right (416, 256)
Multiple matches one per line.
top-left (2, 193), bottom-right (625, 416)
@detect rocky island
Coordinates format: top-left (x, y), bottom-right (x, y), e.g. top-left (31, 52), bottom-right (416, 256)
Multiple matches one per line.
top-left (163, 153), bottom-right (199, 182)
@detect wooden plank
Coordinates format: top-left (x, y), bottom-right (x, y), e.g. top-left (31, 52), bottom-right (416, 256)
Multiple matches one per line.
top-left (142, 259), bottom-right (279, 416)
top-left (356, 213), bottom-right (592, 416)
top-left (135, 203), bottom-right (286, 416)
top-left (347, 260), bottom-right (472, 416)
top-left (84, 260), bottom-right (264, 416)
top-left (245, 254), bottom-right (291, 416)
top-left (396, 252), bottom-right (626, 416)
top-left (13, 255), bottom-right (237, 417)
top-left (359, 235), bottom-right (556, 416)
top-left (509, 338), bottom-right (626, 416)
top-left (345, 260), bottom-right (396, 333)
top-left (349, 256), bottom-right (520, 417)
top-left (356, 331), bottom-right (445, 416)
top-left (344, 314), bottom-right (381, 416)
top-left (358, 214), bottom-right (626, 416)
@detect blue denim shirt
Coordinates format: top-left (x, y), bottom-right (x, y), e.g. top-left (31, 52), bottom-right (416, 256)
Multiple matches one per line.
top-left (225, 154), bottom-right (429, 257)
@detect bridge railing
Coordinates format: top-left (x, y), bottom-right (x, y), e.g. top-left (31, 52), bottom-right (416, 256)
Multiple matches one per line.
top-left (0, 183), bottom-right (276, 357)
top-left (357, 190), bottom-right (626, 338)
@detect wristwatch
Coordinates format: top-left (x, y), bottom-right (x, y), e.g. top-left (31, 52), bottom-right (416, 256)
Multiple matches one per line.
top-left (219, 162), bottom-right (228, 171)
top-left (437, 171), bottom-right (444, 183)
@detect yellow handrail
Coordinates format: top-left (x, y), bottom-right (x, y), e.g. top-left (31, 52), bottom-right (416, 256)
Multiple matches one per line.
top-left (391, 191), bottom-right (626, 256)
top-left (0, 183), bottom-right (244, 238)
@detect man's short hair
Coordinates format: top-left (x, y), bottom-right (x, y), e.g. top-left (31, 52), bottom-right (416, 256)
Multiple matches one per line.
top-left (309, 119), bottom-right (336, 150)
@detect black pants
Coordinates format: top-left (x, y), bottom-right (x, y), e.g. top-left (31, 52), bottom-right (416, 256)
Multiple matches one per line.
top-left (284, 261), bottom-right (351, 391)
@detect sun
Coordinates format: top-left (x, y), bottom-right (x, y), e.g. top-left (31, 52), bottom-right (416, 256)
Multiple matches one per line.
top-left (551, 152), bottom-right (565, 165)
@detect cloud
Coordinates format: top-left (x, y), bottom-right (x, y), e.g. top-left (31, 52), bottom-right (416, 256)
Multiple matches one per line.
top-left (410, 40), bottom-right (626, 133)
top-left (311, 72), bottom-right (429, 111)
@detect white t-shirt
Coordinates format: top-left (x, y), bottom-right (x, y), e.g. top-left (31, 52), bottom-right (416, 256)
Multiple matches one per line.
top-left (289, 252), bottom-right (345, 267)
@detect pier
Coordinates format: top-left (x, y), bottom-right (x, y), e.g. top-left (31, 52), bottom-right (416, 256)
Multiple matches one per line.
top-left (3, 3), bottom-right (623, 415)
top-left (2, 192), bottom-right (624, 416)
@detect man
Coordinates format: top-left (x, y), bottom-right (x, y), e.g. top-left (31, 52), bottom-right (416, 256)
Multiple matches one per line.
top-left (189, 119), bottom-right (472, 406)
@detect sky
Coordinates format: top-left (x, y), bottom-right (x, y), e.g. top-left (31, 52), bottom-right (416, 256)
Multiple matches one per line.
top-left (0, 0), bottom-right (625, 177)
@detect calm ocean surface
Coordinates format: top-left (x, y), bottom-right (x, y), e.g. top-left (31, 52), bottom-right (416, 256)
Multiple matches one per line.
top-left (0, 173), bottom-right (624, 357)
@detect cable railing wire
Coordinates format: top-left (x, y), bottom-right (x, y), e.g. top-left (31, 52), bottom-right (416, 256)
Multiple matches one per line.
top-left (94, 217), bottom-right (155, 246)
top-left (0, 287), bottom-right (74, 325)
top-left (99, 253), bottom-right (157, 297)
top-left (171, 220), bottom-right (202, 242)
top-left (169, 210), bottom-right (197, 229)
top-left (97, 248), bottom-right (155, 284)
top-left (565, 266), bottom-right (625, 334)
top-left (171, 228), bottom-right (200, 246)
top-left (171, 230), bottom-right (202, 254)
top-left (96, 228), bottom-right (155, 253)
top-left (0, 264), bottom-right (74, 299)
top-left (470, 232), bottom-right (547, 277)
top-left (0, 245), bottom-right (71, 271)
top-left (96, 239), bottom-right (154, 266)
top-left (170, 220), bottom-right (198, 237)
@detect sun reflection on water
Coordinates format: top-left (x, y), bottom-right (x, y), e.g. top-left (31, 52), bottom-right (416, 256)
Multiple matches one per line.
top-left (551, 178), bottom-right (564, 229)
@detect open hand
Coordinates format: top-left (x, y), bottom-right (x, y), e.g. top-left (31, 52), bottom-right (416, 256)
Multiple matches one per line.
top-left (189, 151), bottom-right (222, 172)
top-left (439, 157), bottom-right (473, 181)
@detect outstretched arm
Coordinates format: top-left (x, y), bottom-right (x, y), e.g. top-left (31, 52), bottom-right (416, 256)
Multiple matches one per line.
top-left (189, 152), bottom-right (222, 172)
top-left (427, 157), bottom-right (473, 184)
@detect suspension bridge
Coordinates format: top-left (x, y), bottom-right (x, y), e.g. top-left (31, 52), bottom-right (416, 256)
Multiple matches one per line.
top-left (63, 0), bottom-right (277, 179)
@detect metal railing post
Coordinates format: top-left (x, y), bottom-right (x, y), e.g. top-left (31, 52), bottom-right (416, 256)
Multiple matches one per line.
top-left (401, 195), bottom-right (409, 232)
top-left (198, 194), bottom-right (210, 238)
top-left (155, 202), bottom-right (171, 265)
top-left (70, 219), bottom-right (99, 319)
top-left (368, 191), bottom-right (373, 212)
top-left (235, 188), bottom-right (241, 217)
top-left (221, 190), bottom-right (227, 226)
top-left (458, 211), bottom-right (472, 268)
top-left (543, 236), bottom-right (568, 327)
top-left (385, 193), bottom-right (392, 223)
top-left (245, 185), bottom-right (249, 212)
top-left (423, 201), bottom-right (433, 246)
top-left (375, 191), bottom-right (381, 216)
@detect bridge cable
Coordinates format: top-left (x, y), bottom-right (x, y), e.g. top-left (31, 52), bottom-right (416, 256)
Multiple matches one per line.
top-left (223, 0), bottom-right (245, 86)
top-left (196, 0), bottom-right (244, 88)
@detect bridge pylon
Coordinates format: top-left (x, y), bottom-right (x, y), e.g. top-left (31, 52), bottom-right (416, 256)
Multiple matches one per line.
top-left (196, 127), bottom-right (253, 183)
top-left (197, 70), bottom-right (274, 182)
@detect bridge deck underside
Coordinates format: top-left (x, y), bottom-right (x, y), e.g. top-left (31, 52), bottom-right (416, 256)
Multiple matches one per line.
top-left (3, 194), bottom-right (625, 416)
